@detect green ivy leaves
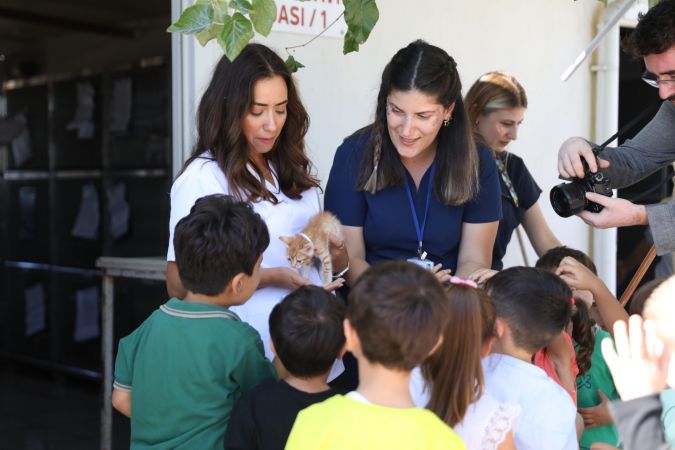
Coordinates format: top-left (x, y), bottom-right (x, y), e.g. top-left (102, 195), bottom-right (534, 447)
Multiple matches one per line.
top-left (168, 1), bottom-right (379, 68)
top-left (167, 4), bottom-right (213, 34)
top-left (250, 0), bottom-right (277, 36)
top-left (168, 0), bottom-right (277, 61)
top-left (343, 0), bottom-right (379, 55)
top-left (219, 13), bottom-right (255, 61)
top-left (285, 55), bottom-right (305, 73)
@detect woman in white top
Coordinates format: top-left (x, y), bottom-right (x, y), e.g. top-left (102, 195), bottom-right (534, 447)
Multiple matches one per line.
top-left (414, 279), bottom-right (519, 450)
top-left (166, 44), bottom-right (345, 359)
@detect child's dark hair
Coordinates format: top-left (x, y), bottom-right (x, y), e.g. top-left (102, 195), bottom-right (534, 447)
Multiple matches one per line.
top-left (479, 290), bottom-right (497, 345)
top-left (484, 267), bottom-right (572, 354)
top-left (173, 194), bottom-right (269, 296)
top-left (536, 246), bottom-right (596, 375)
top-left (269, 285), bottom-right (346, 378)
top-left (535, 246), bottom-right (597, 274)
top-left (424, 285), bottom-right (488, 427)
top-left (629, 277), bottom-right (667, 315)
top-left (347, 261), bottom-right (448, 371)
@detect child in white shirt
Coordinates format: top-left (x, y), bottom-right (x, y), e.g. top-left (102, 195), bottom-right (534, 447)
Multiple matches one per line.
top-left (482, 267), bottom-right (577, 450)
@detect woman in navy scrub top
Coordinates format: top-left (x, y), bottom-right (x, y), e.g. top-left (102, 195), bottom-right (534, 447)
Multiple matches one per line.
top-left (464, 72), bottom-right (560, 280)
top-left (324, 41), bottom-right (502, 284)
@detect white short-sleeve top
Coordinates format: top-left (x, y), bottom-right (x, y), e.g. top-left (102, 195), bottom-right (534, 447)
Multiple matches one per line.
top-left (409, 367), bottom-right (519, 450)
top-left (167, 152), bottom-right (322, 358)
top-left (483, 353), bottom-right (578, 450)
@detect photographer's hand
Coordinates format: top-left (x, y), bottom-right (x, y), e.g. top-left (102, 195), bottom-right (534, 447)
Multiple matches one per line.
top-left (577, 193), bottom-right (648, 228)
top-left (558, 137), bottom-right (610, 179)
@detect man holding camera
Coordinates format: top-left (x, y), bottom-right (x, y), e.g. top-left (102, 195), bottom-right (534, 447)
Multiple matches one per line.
top-left (557, 0), bottom-right (675, 256)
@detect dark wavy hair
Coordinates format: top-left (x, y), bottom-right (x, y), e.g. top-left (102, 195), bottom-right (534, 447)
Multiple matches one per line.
top-left (182, 44), bottom-right (319, 203)
top-left (622, 0), bottom-right (675, 58)
top-left (356, 40), bottom-right (479, 205)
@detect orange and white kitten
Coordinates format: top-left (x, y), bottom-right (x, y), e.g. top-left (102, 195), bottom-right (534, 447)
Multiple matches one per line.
top-left (279, 212), bottom-right (342, 284)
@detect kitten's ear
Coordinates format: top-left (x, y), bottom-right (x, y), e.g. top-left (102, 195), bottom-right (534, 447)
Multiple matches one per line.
top-left (279, 236), bottom-right (292, 246)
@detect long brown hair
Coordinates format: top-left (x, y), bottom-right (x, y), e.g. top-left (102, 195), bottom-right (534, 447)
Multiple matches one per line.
top-left (423, 284), bottom-right (486, 427)
top-left (356, 40), bottom-right (478, 205)
top-left (182, 44), bottom-right (319, 203)
top-left (464, 71), bottom-right (528, 151)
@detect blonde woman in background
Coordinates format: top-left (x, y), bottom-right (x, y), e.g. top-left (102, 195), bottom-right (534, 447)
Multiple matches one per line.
top-left (465, 72), bottom-right (560, 282)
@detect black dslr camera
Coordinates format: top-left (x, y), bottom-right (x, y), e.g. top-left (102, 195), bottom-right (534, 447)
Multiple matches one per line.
top-left (550, 146), bottom-right (612, 218)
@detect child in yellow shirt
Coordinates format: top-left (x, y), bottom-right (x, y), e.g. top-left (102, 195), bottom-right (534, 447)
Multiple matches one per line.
top-left (285, 261), bottom-right (465, 450)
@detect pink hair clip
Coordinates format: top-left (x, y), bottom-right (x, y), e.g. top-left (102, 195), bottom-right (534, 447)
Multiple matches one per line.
top-left (449, 276), bottom-right (478, 289)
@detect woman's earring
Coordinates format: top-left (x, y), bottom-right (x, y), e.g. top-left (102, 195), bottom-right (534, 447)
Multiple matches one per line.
top-left (443, 118), bottom-right (450, 127)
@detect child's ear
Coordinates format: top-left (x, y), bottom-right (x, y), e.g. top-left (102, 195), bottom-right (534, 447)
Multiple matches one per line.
top-left (427, 335), bottom-right (444, 357)
top-left (494, 317), bottom-right (508, 339)
top-left (230, 272), bottom-right (246, 295)
top-left (279, 236), bottom-right (292, 246)
top-left (343, 319), bottom-right (360, 354)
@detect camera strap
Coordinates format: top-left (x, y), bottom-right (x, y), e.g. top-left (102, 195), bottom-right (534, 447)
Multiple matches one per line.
top-left (597, 100), bottom-right (663, 151)
top-left (606, 101), bottom-right (665, 305)
top-left (619, 244), bottom-right (657, 307)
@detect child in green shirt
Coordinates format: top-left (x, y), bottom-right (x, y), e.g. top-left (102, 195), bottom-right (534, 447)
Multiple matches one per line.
top-left (112, 194), bottom-right (276, 449)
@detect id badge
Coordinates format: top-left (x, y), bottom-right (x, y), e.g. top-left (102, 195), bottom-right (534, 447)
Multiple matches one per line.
top-left (407, 257), bottom-right (435, 270)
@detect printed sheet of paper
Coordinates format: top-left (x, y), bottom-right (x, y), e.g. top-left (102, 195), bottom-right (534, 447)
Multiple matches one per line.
top-left (66, 82), bottom-right (95, 139)
top-left (11, 114), bottom-right (31, 167)
top-left (71, 184), bottom-right (100, 240)
top-left (109, 77), bottom-right (132, 133)
top-left (106, 182), bottom-right (130, 239)
top-left (25, 283), bottom-right (46, 337)
top-left (74, 286), bottom-right (99, 342)
top-left (18, 186), bottom-right (37, 240)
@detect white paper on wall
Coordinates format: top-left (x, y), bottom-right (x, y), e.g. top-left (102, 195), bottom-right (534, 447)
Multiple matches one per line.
top-left (18, 186), bottom-right (37, 240)
top-left (109, 77), bottom-right (132, 133)
top-left (25, 283), bottom-right (46, 337)
top-left (66, 82), bottom-right (95, 139)
top-left (71, 184), bottom-right (100, 240)
top-left (106, 182), bottom-right (130, 239)
top-left (11, 114), bottom-right (31, 167)
top-left (74, 286), bottom-right (99, 342)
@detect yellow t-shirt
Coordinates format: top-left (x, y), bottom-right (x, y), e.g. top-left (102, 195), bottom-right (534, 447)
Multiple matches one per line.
top-left (285, 394), bottom-right (465, 450)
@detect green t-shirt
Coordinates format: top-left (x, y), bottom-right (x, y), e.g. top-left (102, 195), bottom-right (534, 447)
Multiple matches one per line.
top-left (576, 328), bottom-right (621, 449)
top-left (660, 388), bottom-right (675, 446)
top-left (114, 298), bottom-right (276, 450)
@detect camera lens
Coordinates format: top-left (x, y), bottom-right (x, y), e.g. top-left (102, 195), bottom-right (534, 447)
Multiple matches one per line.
top-left (550, 182), bottom-right (587, 218)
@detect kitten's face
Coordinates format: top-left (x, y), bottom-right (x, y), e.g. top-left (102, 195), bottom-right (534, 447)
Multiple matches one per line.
top-left (279, 236), bottom-right (314, 268)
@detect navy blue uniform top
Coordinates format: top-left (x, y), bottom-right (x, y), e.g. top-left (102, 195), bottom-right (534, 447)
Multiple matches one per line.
top-left (491, 151), bottom-right (542, 270)
top-left (325, 132), bottom-right (502, 273)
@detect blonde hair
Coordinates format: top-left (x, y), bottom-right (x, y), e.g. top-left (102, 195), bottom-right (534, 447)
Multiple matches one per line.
top-left (465, 71), bottom-right (528, 128)
top-left (643, 274), bottom-right (675, 345)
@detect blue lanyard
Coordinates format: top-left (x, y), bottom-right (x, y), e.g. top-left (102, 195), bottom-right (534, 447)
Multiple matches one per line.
top-left (404, 163), bottom-right (435, 257)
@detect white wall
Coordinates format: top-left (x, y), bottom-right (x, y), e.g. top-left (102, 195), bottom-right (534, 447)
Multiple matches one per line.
top-left (176, 0), bottom-right (603, 265)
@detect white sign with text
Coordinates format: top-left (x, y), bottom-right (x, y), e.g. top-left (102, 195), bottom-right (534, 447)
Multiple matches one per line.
top-left (272, 0), bottom-right (346, 38)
